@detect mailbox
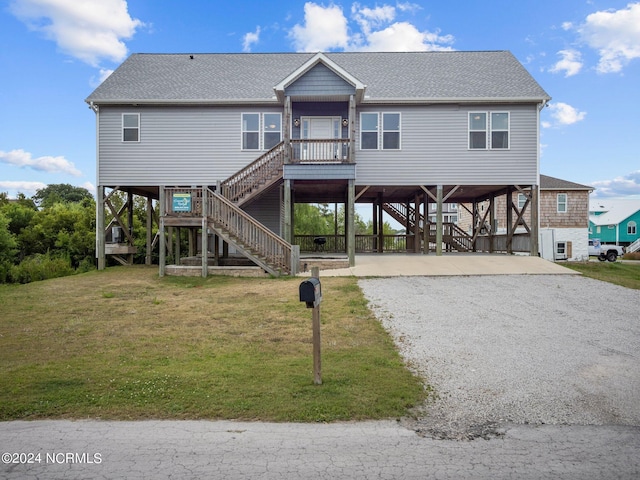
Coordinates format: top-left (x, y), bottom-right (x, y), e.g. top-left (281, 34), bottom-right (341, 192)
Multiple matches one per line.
top-left (299, 277), bottom-right (322, 308)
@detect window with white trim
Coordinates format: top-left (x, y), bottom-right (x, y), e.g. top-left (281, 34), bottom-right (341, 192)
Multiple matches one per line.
top-left (242, 113), bottom-right (260, 150)
top-left (628, 221), bottom-right (637, 235)
top-left (557, 193), bottom-right (567, 213)
top-left (263, 113), bottom-right (282, 150)
top-left (242, 113), bottom-right (281, 150)
top-left (382, 113), bottom-right (400, 149)
top-left (469, 112), bottom-right (487, 149)
top-left (518, 193), bottom-right (527, 210)
top-left (469, 112), bottom-right (510, 149)
top-left (122, 113), bottom-right (140, 142)
top-left (491, 112), bottom-right (509, 149)
top-left (360, 112), bottom-right (400, 150)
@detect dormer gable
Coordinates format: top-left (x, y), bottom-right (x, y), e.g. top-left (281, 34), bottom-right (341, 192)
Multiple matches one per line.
top-left (274, 52), bottom-right (366, 103)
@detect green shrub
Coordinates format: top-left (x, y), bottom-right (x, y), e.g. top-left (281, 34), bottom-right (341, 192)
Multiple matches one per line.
top-left (9, 253), bottom-right (74, 284)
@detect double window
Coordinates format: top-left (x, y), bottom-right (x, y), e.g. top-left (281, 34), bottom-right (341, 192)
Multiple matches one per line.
top-left (122, 113), bottom-right (140, 142)
top-left (628, 221), bottom-right (637, 235)
top-left (242, 113), bottom-right (282, 150)
top-left (469, 112), bottom-right (509, 149)
top-left (360, 112), bottom-right (400, 150)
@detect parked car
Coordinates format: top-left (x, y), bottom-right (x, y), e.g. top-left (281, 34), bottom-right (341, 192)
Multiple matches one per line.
top-left (588, 239), bottom-right (625, 262)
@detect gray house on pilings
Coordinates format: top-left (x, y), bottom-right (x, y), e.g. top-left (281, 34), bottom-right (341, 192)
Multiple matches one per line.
top-left (86, 51), bottom-right (550, 276)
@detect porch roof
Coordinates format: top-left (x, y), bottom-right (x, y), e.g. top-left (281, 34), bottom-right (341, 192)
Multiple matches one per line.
top-left (86, 51), bottom-right (550, 106)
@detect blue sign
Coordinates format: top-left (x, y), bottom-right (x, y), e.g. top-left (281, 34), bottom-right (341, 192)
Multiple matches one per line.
top-left (172, 193), bottom-right (192, 212)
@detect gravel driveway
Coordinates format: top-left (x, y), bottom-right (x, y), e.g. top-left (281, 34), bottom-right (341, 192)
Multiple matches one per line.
top-left (359, 275), bottom-right (640, 440)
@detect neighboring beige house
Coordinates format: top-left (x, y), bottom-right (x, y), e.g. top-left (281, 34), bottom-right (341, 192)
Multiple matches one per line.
top-left (458, 175), bottom-right (593, 260)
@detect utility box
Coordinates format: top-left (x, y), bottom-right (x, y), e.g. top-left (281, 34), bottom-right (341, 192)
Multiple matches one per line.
top-left (299, 277), bottom-right (322, 308)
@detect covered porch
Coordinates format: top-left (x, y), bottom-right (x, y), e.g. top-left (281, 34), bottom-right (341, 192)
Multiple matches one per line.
top-left (287, 181), bottom-right (539, 258)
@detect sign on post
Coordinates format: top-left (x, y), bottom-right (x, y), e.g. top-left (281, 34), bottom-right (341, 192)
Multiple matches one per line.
top-left (172, 193), bottom-right (192, 212)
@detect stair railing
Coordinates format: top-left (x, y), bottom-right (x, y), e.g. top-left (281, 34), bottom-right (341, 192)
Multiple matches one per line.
top-left (627, 237), bottom-right (640, 253)
top-left (206, 189), bottom-right (297, 274)
top-left (220, 142), bottom-right (286, 204)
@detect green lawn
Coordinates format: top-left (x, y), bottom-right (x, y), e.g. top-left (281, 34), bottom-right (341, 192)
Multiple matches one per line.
top-left (0, 266), bottom-right (426, 421)
top-left (563, 261), bottom-right (640, 290)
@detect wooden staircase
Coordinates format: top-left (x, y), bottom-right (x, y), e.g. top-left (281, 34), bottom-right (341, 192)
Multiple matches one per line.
top-left (210, 142), bottom-right (299, 275)
top-left (383, 202), bottom-right (423, 230)
top-left (382, 202), bottom-right (472, 252)
top-left (220, 142), bottom-right (286, 206)
top-left (204, 189), bottom-right (298, 276)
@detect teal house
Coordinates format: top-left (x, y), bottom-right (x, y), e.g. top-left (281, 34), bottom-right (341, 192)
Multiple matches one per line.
top-left (589, 199), bottom-right (640, 250)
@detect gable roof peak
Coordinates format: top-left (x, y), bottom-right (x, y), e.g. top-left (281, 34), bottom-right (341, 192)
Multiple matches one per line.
top-left (273, 52), bottom-right (366, 102)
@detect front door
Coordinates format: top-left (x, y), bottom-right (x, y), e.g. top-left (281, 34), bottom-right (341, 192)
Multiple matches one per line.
top-left (301, 117), bottom-right (341, 160)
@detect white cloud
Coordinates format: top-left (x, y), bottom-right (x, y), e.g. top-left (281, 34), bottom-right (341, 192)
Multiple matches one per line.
top-left (243, 26), bottom-right (261, 52)
top-left (9, 0), bottom-right (143, 67)
top-left (591, 171), bottom-right (640, 197)
top-left (0, 180), bottom-right (48, 196)
top-left (0, 149), bottom-right (82, 177)
top-left (396, 2), bottom-right (421, 14)
top-left (543, 102), bottom-right (587, 127)
top-left (578, 2), bottom-right (640, 73)
top-left (549, 49), bottom-right (583, 77)
top-left (81, 181), bottom-right (96, 196)
top-left (290, 3), bottom-right (349, 52)
top-left (352, 3), bottom-right (396, 35)
top-left (289, 2), bottom-right (454, 52)
top-left (360, 21), bottom-right (454, 52)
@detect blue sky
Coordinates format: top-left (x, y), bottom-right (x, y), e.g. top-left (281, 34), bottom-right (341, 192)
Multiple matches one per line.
top-left (1, 0), bottom-right (639, 200)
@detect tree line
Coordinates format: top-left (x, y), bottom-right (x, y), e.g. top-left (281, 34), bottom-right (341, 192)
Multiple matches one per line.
top-left (0, 184), bottom-right (399, 284)
top-left (0, 184), bottom-right (98, 283)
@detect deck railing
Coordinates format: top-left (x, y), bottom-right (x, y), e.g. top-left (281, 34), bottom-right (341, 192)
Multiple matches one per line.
top-left (475, 233), bottom-right (531, 253)
top-left (290, 139), bottom-right (351, 163)
top-left (206, 189), bottom-right (297, 274)
top-left (163, 187), bottom-right (204, 217)
top-left (294, 235), bottom-right (346, 253)
top-left (295, 234), bottom-right (415, 253)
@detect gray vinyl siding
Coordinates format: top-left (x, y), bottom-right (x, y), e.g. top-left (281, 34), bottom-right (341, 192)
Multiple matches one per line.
top-left (97, 105), bottom-right (283, 186)
top-left (284, 164), bottom-right (355, 180)
top-left (285, 64), bottom-right (355, 97)
top-left (243, 187), bottom-right (281, 235)
top-left (98, 103), bottom-right (539, 188)
top-left (354, 104), bottom-right (539, 185)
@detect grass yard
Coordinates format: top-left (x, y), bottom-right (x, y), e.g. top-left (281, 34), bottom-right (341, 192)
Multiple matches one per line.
top-left (563, 261), bottom-right (640, 290)
top-left (0, 266), bottom-right (426, 421)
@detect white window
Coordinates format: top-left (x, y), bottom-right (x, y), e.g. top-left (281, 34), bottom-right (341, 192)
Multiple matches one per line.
top-left (122, 113), bottom-right (140, 142)
top-left (263, 113), bottom-right (282, 150)
top-left (557, 193), bottom-right (567, 213)
top-left (628, 221), bottom-right (637, 235)
top-left (469, 112), bottom-right (510, 149)
top-left (360, 112), bottom-right (400, 150)
top-left (382, 113), bottom-right (400, 149)
top-left (491, 112), bottom-right (509, 149)
top-left (517, 193), bottom-right (527, 210)
top-left (555, 241), bottom-right (567, 260)
top-left (242, 113), bottom-right (260, 150)
top-left (469, 112), bottom-right (487, 149)
top-left (242, 113), bottom-right (281, 150)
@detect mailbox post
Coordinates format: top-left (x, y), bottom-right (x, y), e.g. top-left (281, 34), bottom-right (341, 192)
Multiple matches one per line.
top-left (299, 266), bottom-right (322, 385)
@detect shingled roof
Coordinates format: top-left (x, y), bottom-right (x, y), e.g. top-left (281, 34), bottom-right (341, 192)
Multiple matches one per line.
top-left (86, 51), bottom-right (550, 105)
top-left (540, 175), bottom-right (593, 191)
